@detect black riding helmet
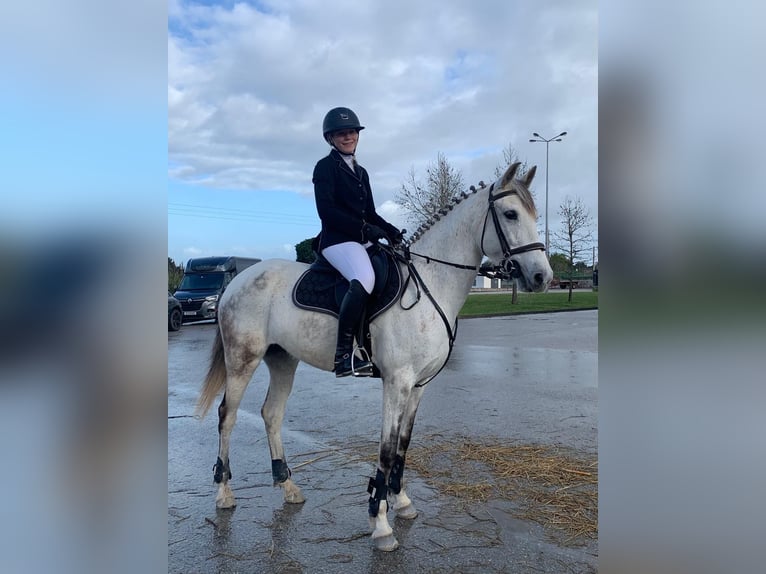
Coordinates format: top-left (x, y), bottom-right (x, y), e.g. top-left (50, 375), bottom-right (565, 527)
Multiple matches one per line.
top-left (322, 107), bottom-right (365, 142)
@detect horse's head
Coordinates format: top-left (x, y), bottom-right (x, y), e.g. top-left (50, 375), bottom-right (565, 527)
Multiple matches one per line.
top-left (481, 162), bottom-right (553, 292)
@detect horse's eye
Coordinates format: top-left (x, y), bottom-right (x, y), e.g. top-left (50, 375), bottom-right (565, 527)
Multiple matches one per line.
top-left (504, 209), bottom-right (518, 221)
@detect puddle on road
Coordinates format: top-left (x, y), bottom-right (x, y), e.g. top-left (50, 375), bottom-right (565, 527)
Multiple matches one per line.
top-left (448, 345), bottom-right (597, 387)
top-left (170, 435), bottom-right (597, 574)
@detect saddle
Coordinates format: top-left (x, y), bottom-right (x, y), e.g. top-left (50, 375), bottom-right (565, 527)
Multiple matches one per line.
top-left (291, 244), bottom-right (403, 376)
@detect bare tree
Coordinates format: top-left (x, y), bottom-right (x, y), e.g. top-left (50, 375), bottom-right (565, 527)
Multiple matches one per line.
top-left (396, 166), bottom-right (430, 225)
top-left (494, 142), bottom-right (530, 181)
top-left (551, 196), bottom-right (594, 302)
top-left (396, 152), bottom-right (464, 227)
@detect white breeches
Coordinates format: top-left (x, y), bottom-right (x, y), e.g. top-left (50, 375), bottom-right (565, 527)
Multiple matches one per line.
top-left (321, 241), bottom-right (375, 294)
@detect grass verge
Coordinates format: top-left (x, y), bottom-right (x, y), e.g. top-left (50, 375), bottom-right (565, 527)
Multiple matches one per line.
top-left (459, 290), bottom-right (598, 318)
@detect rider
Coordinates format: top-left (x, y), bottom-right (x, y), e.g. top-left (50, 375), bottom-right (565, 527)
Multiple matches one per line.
top-left (312, 107), bottom-right (403, 378)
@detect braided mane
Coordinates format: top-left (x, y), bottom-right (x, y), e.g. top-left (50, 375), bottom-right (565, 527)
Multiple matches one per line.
top-left (405, 183), bottom-right (480, 246)
top-left (405, 167), bottom-right (537, 247)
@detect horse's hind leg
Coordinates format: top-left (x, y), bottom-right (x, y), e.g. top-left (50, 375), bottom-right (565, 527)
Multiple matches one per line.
top-left (388, 385), bottom-right (425, 520)
top-left (214, 369), bottom-right (256, 509)
top-left (262, 345), bottom-right (304, 504)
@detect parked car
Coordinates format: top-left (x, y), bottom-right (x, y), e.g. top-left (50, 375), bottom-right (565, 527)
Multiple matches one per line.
top-left (173, 256), bottom-right (260, 322)
top-left (168, 292), bottom-right (182, 331)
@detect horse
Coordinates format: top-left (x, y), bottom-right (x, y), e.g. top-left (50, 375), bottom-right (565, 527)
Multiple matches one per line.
top-left (195, 161), bottom-right (553, 551)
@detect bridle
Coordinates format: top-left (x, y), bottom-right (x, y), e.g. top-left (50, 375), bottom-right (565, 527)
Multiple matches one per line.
top-left (404, 182), bottom-right (545, 279)
top-left (479, 183), bottom-right (546, 279)
top-left (384, 182), bottom-right (545, 387)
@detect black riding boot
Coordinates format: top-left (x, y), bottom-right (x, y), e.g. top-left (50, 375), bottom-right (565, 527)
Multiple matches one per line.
top-left (334, 279), bottom-right (373, 377)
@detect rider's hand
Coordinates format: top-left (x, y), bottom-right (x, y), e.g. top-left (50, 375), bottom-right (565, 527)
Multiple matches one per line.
top-left (362, 223), bottom-right (390, 244)
top-left (391, 229), bottom-right (405, 246)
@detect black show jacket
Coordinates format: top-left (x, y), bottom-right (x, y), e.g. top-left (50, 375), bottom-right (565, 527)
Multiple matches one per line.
top-left (312, 149), bottom-right (399, 251)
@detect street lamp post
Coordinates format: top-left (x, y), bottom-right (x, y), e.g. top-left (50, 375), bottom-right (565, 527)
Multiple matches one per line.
top-left (529, 131), bottom-right (567, 256)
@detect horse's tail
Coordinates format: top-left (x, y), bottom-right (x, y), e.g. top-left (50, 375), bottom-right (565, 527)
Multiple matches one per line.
top-left (196, 328), bottom-right (226, 419)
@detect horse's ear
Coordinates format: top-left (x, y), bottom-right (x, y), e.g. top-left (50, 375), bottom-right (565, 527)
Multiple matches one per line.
top-left (501, 162), bottom-right (521, 186)
top-left (523, 165), bottom-right (537, 187)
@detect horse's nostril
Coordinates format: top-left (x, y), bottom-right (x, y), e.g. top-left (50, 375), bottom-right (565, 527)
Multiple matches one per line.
top-left (534, 272), bottom-right (544, 286)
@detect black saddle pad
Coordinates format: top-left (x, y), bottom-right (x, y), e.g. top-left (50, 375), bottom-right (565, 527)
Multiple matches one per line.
top-left (291, 246), bottom-right (402, 321)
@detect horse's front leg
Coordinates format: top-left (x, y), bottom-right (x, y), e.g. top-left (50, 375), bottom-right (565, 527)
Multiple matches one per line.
top-left (262, 348), bottom-right (304, 504)
top-left (368, 377), bottom-right (415, 551)
top-left (387, 385), bottom-right (425, 520)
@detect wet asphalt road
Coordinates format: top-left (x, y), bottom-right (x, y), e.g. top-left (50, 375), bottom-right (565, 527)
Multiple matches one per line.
top-left (169, 310), bottom-right (597, 573)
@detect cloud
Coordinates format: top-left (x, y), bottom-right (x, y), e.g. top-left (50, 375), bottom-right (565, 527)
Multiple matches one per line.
top-left (168, 0), bottom-right (597, 222)
top-left (182, 246), bottom-right (204, 258)
top-left (376, 200), bottom-right (409, 232)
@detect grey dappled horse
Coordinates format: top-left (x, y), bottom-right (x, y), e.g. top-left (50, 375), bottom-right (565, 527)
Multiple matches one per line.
top-left (196, 162), bottom-right (553, 551)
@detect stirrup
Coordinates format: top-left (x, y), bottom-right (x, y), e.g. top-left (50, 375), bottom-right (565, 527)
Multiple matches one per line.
top-left (334, 353), bottom-right (373, 378)
top-left (351, 346), bottom-right (374, 377)
top-left (351, 357), bottom-right (374, 377)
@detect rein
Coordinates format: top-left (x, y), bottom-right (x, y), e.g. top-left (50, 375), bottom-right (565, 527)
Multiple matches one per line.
top-left (405, 250), bottom-right (478, 272)
top-left (384, 244), bottom-right (458, 388)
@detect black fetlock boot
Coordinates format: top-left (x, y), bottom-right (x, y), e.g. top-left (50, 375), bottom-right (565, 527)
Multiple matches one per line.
top-left (334, 279), bottom-right (374, 377)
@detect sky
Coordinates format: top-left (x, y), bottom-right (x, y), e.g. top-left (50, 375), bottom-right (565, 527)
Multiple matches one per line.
top-left (168, 0), bottom-right (598, 265)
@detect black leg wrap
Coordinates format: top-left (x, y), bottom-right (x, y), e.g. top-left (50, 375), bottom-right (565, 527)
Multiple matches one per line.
top-left (271, 459), bottom-right (291, 485)
top-left (367, 469), bottom-right (388, 517)
top-left (213, 456), bottom-right (232, 483)
top-left (388, 455), bottom-right (405, 495)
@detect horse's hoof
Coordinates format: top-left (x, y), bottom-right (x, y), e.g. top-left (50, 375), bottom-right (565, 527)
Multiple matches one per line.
top-left (395, 503), bottom-right (418, 520)
top-left (215, 495), bottom-right (236, 509)
top-left (216, 483), bottom-right (237, 509)
top-left (373, 533), bottom-right (399, 552)
top-left (284, 492), bottom-right (305, 504)
top-left (281, 479), bottom-right (306, 504)
top-left (283, 489), bottom-right (305, 504)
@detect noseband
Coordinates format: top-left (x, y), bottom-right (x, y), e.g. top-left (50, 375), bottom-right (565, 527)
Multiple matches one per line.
top-left (480, 183), bottom-right (545, 278)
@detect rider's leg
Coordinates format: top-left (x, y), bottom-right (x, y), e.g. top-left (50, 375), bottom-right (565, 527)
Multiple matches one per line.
top-left (334, 279), bottom-right (373, 377)
top-left (322, 242), bottom-right (375, 377)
